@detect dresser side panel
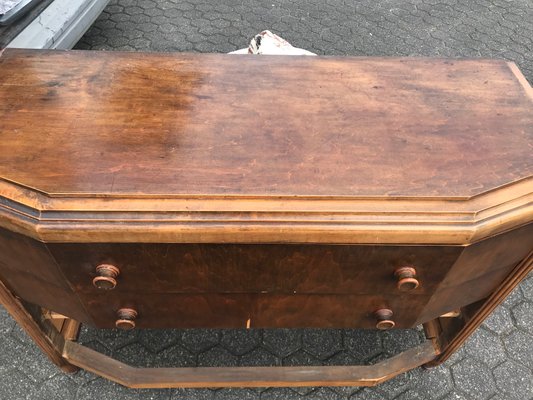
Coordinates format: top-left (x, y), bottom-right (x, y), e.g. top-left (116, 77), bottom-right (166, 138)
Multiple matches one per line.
top-left (0, 227), bottom-right (92, 324)
top-left (418, 223), bottom-right (533, 323)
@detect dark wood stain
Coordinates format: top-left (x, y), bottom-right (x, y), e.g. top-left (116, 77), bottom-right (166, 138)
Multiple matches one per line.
top-left (0, 227), bottom-right (91, 324)
top-left (80, 292), bottom-right (428, 329)
top-left (418, 223), bottom-right (533, 323)
top-left (48, 243), bottom-right (461, 295)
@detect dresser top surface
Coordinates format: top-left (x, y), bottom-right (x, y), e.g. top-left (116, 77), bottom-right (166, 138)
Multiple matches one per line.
top-left (0, 49), bottom-right (532, 199)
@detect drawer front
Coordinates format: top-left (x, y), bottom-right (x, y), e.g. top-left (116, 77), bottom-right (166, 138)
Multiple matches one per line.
top-left (80, 292), bottom-right (429, 329)
top-left (49, 244), bottom-right (462, 296)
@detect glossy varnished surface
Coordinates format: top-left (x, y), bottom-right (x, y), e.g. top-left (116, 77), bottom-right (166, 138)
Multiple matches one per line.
top-left (0, 49), bottom-right (531, 197)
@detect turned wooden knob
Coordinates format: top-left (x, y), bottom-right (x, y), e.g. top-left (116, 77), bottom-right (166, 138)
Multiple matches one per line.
top-left (92, 264), bottom-right (120, 290)
top-left (115, 308), bottom-right (137, 330)
top-left (394, 266), bottom-right (419, 292)
top-left (374, 308), bottom-right (395, 330)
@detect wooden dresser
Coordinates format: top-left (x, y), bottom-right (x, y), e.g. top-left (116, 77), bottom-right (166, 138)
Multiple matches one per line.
top-left (0, 48), bottom-right (531, 388)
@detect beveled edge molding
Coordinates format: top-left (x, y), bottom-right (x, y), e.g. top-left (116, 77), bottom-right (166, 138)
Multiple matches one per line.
top-left (0, 177), bottom-right (531, 244)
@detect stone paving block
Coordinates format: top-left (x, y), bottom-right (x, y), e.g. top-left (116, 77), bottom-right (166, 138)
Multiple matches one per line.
top-left (462, 327), bottom-right (507, 368)
top-left (213, 388), bottom-right (258, 400)
top-left (450, 358), bottom-right (497, 400)
top-left (302, 329), bottom-right (343, 360)
top-left (0, 369), bottom-right (38, 400)
top-left (15, 343), bottom-right (58, 383)
top-left (511, 301), bottom-right (533, 335)
top-left (79, 339), bottom-right (110, 356)
top-left (34, 373), bottom-right (80, 400)
top-left (443, 343), bottom-right (467, 366)
top-left (325, 350), bottom-right (364, 367)
top-left (354, 388), bottom-right (387, 400)
top-left (492, 360), bottom-right (533, 400)
top-left (262, 328), bottom-right (302, 358)
top-left (520, 273), bottom-right (533, 300)
top-left (482, 305), bottom-right (515, 335)
top-left (154, 343), bottom-right (197, 367)
top-left (0, 305), bottom-right (15, 334)
top-left (305, 387), bottom-right (343, 400)
top-left (76, 377), bottom-right (170, 399)
top-left (283, 349), bottom-right (321, 367)
top-left (137, 329), bottom-right (181, 353)
top-left (394, 389), bottom-right (427, 400)
top-left (9, 320), bottom-right (34, 346)
top-left (343, 329), bottom-right (383, 362)
top-left (440, 391), bottom-right (470, 400)
top-left (412, 364), bottom-right (454, 400)
top-left (239, 346), bottom-right (279, 366)
top-left (181, 328), bottom-right (220, 353)
top-left (0, 334), bottom-right (26, 375)
top-left (81, 326), bottom-right (138, 351)
top-left (290, 386), bottom-right (317, 396)
top-left (113, 342), bottom-right (160, 367)
top-left (260, 387), bottom-right (305, 400)
top-left (330, 386), bottom-right (361, 398)
top-left (501, 285), bottom-right (526, 309)
top-left (171, 388), bottom-right (215, 400)
top-left (220, 329), bottom-right (262, 356)
top-left (372, 368), bottom-right (418, 399)
top-left (197, 346), bottom-right (239, 367)
top-left (381, 329), bottom-right (423, 356)
top-left (502, 329), bottom-right (533, 370)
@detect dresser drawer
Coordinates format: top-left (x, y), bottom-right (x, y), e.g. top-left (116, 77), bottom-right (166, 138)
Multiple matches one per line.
top-left (49, 243), bottom-right (462, 296)
top-left (79, 292), bottom-right (429, 329)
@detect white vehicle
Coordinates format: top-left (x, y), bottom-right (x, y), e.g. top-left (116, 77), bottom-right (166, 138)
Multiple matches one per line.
top-left (0, 0), bottom-right (109, 49)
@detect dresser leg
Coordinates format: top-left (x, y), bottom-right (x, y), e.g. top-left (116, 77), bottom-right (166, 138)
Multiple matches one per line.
top-left (0, 279), bottom-right (79, 373)
top-left (423, 250), bottom-right (533, 367)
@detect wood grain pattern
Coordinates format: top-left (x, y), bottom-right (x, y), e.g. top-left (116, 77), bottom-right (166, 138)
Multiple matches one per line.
top-left (0, 49), bottom-right (531, 197)
top-left (48, 243), bottom-right (461, 295)
top-left (0, 227), bottom-right (92, 324)
top-left (1, 179), bottom-right (530, 244)
top-left (417, 222), bottom-right (533, 323)
top-left (79, 292), bottom-right (428, 329)
top-left (0, 49), bottom-right (531, 244)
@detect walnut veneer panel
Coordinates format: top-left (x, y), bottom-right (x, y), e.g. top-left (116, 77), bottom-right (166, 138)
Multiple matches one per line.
top-left (48, 243), bottom-right (461, 295)
top-left (0, 49), bottom-right (531, 197)
top-left (80, 292), bottom-right (426, 329)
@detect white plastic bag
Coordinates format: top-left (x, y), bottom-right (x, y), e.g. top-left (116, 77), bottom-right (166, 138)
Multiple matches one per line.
top-left (229, 30), bottom-right (316, 56)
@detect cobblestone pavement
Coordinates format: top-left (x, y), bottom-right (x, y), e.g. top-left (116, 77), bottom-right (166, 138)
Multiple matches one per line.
top-left (75, 0), bottom-right (533, 83)
top-left (1, 0), bottom-right (533, 399)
